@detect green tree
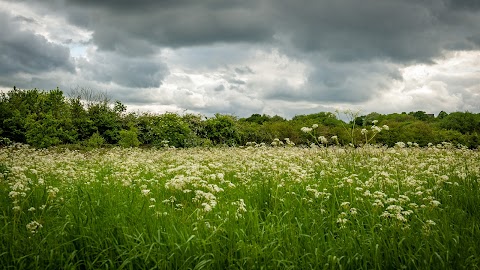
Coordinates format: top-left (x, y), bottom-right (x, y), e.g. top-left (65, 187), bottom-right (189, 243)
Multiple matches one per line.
top-left (88, 102), bottom-right (122, 144)
top-left (440, 112), bottom-right (479, 134)
top-left (137, 113), bottom-right (194, 147)
top-left (204, 114), bottom-right (240, 146)
top-left (437, 111), bottom-right (448, 120)
top-left (118, 128), bottom-right (141, 148)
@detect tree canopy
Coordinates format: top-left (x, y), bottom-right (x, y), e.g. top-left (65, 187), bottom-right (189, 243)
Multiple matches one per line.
top-left (1, 88), bottom-right (479, 148)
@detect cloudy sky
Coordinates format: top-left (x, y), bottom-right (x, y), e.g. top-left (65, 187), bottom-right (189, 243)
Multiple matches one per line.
top-left (1, 0), bottom-right (479, 118)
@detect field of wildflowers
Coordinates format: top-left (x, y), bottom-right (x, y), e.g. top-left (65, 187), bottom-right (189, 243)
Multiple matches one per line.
top-left (1, 143), bottom-right (479, 269)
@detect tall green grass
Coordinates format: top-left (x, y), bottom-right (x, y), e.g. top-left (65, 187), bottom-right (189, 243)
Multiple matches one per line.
top-left (0, 145), bottom-right (479, 269)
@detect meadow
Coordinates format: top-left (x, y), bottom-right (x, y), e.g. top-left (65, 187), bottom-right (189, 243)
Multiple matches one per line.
top-left (1, 143), bottom-right (479, 269)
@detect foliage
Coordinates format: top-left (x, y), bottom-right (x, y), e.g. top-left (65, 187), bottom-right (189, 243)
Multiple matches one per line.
top-left (204, 114), bottom-right (241, 146)
top-left (118, 128), bottom-right (141, 148)
top-left (137, 113), bottom-right (194, 148)
top-left (440, 112), bottom-right (480, 134)
top-left (84, 132), bottom-right (106, 148)
top-left (0, 87), bottom-right (480, 149)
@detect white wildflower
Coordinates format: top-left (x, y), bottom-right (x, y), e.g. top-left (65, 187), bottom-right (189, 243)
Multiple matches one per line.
top-left (372, 125), bottom-right (381, 133)
top-left (201, 202), bottom-right (213, 212)
top-left (340, 202), bottom-right (350, 208)
top-left (301, 127), bottom-right (313, 133)
top-left (430, 200), bottom-right (441, 207)
top-left (395, 142), bottom-right (406, 148)
top-left (26, 221), bottom-right (43, 234)
top-left (318, 136), bottom-right (328, 144)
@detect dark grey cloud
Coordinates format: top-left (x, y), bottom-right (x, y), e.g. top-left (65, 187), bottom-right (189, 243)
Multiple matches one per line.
top-left (272, 0), bottom-right (469, 63)
top-left (11, 0), bottom-right (480, 63)
top-left (446, 0), bottom-right (480, 11)
top-left (0, 11), bottom-right (74, 76)
top-left (56, 0), bottom-right (273, 54)
top-left (234, 66), bottom-right (254, 75)
top-left (166, 45), bottom-right (255, 70)
top-left (13, 14), bottom-right (37, 24)
top-left (467, 35), bottom-right (480, 47)
top-left (214, 85), bottom-right (225, 92)
top-left (76, 52), bottom-right (169, 88)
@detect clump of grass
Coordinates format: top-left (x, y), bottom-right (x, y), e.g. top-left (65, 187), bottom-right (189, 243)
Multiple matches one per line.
top-left (0, 145), bottom-right (479, 269)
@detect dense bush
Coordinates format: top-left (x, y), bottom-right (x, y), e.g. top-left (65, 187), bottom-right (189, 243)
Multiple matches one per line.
top-left (118, 128), bottom-right (141, 148)
top-left (1, 88), bottom-right (479, 148)
top-left (84, 132), bottom-right (106, 148)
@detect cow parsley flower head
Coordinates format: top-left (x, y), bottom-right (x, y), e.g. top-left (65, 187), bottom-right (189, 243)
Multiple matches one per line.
top-left (395, 142), bottom-right (406, 148)
top-left (372, 125), bottom-right (381, 133)
top-left (301, 127), bottom-right (313, 133)
top-left (201, 202), bottom-right (213, 212)
top-left (426, 220), bottom-right (436, 226)
top-left (318, 136), bottom-right (328, 144)
top-left (26, 221), bottom-right (43, 234)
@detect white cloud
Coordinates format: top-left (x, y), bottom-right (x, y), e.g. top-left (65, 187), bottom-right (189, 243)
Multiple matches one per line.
top-left (356, 51), bottom-right (480, 114)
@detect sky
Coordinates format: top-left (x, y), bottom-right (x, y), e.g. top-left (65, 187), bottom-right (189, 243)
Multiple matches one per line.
top-left (0, 0), bottom-right (479, 119)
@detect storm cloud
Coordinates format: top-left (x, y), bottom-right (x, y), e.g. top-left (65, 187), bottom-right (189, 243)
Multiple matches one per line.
top-left (76, 51), bottom-right (168, 88)
top-left (21, 0), bottom-right (479, 62)
top-left (0, 0), bottom-right (479, 117)
top-left (0, 10), bottom-right (74, 76)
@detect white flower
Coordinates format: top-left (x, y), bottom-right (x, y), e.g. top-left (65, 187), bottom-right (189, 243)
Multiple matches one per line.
top-left (372, 199), bottom-right (384, 208)
top-left (372, 120), bottom-right (379, 124)
top-left (318, 136), bottom-right (328, 144)
top-left (301, 127), bottom-right (313, 133)
top-left (382, 125), bottom-right (389, 130)
top-left (340, 202), bottom-right (350, 208)
top-left (26, 221), bottom-right (43, 234)
top-left (312, 124), bottom-right (319, 129)
top-left (361, 129), bottom-right (368, 135)
top-left (9, 191), bottom-right (18, 198)
top-left (426, 220), bottom-right (436, 226)
top-left (430, 200), bottom-right (441, 207)
top-left (395, 142), bottom-right (406, 148)
top-left (201, 202), bottom-right (212, 212)
top-left (336, 218), bottom-right (348, 224)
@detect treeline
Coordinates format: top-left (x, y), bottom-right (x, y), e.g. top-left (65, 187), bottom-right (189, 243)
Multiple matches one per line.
top-left (0, 88), bottom-right (479, 148)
